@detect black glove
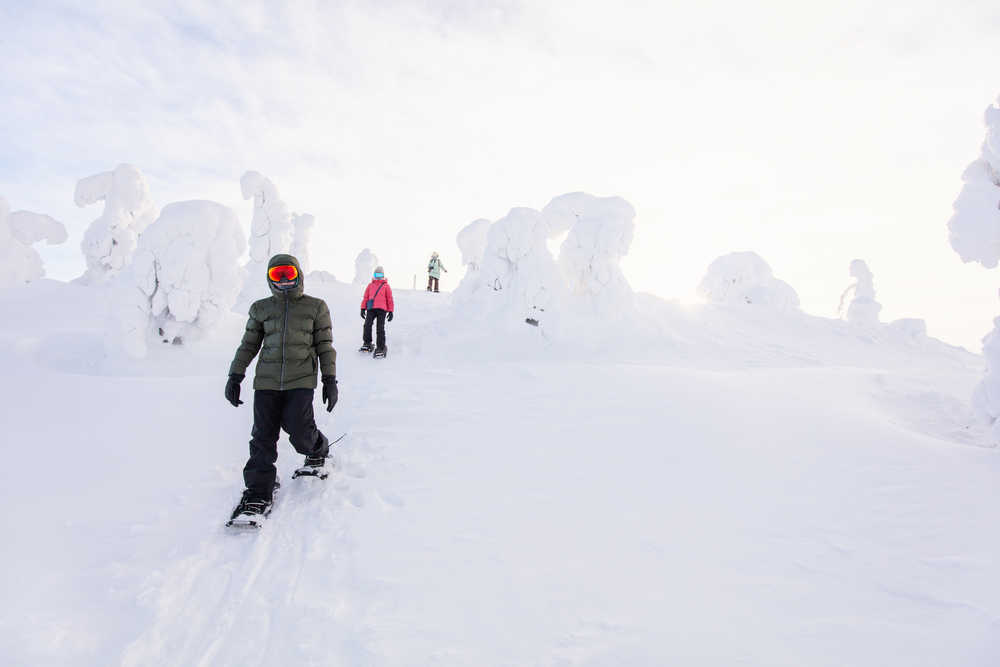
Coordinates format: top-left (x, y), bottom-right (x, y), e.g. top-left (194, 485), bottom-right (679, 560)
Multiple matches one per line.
top-left (360, 309), bottom-right (366, 320)
top-left (322, 375), bottom-right (338, 412)
top-left (225, 373), bottom-right (244, 407)
top-left (387, 311), bottom-right (394, 322)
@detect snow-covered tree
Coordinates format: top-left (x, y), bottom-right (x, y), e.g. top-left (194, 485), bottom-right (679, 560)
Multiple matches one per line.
top-left (117, 201), bottom-right (245, 358)
top-left (948, 97), bottom-right (1000, 268)
top-left (76, 164), bottom-right (157, 283)
top-left (290, 213), bottom-right (316, 274)
top-left (456, 218), bottom-right (491, 272)
top-left (353, 248), bottom-right (379, 285)
top-left (946, 96), bottom-right (1000, 442)
top-left (838, 259), bottom-right (882, 328)
top-left (543, 192), bottom-right (636, 313)
top-left (455, 206), bottom-right (568, 328)
top-left (0, 196), bottom-right (68, 288)
top-left (240, 171), bottom-right (292, 298)
top-left (698, 252), bottom-right (799, 311)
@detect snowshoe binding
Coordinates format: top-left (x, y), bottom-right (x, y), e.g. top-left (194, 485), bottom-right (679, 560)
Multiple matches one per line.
top-left (226, 488), bottom-right (275, 529)
top-left (373, 347), bottom-right (387, 359)
top-left (358, 343), bottom-right (374, 353)
top-left (293, 453), bottom-right (330, 480)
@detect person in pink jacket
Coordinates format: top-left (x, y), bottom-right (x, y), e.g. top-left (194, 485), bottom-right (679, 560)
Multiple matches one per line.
top-left (359, 265), bottom-right (395, 358)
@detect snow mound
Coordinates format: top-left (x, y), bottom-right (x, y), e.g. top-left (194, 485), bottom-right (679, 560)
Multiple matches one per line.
top-left (117, 201), bottom-right (245, 357)
top-left (353, 248), bottom-right (379, 285)
top-left (0, 197), bottom-right (68, 288)
top-left (75, 164), bottom-right (157, 283)
top-left (698, 251), bottom-right (800, 311)
top-left (544, 192), bottom-right (636, 314)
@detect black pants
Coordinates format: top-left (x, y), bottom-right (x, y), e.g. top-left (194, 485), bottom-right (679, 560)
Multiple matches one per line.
top-left (427, 276), bottom-right (439, 292)
top-left (244, 388), bottom-right (328, 498)
top-left (363, 308), bottom-right (387, 349)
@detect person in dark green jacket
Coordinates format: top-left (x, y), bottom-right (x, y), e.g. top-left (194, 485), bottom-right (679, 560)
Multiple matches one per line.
top-left (225, 254), bottom-right (338, 516)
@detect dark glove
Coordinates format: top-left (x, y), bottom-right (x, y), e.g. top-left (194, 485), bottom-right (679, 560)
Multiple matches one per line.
top-left (387, 311), bottom-right (394, 322)
top-left (322, 375), bottom-right (338, 412)
top-left (225, 373), bottom-right (244, 407)
top-left (360, 309), bottom-right (366, 320)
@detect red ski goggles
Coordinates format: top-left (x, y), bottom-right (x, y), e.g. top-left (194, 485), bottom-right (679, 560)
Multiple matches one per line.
top-left (268, 265), bottom-right (299, 282)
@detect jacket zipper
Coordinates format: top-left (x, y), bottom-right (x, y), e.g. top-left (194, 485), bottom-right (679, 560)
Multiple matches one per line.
top-left (279, 294), bottom-right (289, 390)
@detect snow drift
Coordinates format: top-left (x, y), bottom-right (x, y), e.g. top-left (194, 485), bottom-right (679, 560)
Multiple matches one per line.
top-left (0, 196), bottom-right (68, 288)
top-left (117, 201), bottom-right (245, 357)
top-left (76, 164), bottom-right (157, 283)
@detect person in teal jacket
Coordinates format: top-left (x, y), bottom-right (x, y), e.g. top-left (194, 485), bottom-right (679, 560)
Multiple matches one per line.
top-left (427, 251), bottom-right (447, 292)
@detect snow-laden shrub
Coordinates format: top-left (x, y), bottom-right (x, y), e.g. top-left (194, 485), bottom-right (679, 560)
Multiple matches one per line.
top-left (291, 213), bottom-right (315, 274)
top-left (839, 259), bottom-right (882, 328)
top-left (354, 248), bottom-right (379, 284)
top-left (456, 218), bottom-right (491, 272)
top-left (698, 251), bottom-right (799, 311)
top-left (543, 192), bottom-right (636, 313)
top-left (117, 201), bottom-right (244, 357)
top-left (0, 196), bottom-right (68, 288)
top-left (76, 164), bottom-right (157, 283)
top-left (946, 97), bottom-right (1000, 442)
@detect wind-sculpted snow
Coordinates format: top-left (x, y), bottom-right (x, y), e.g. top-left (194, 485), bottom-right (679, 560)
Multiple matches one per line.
top-left (0, 196), bottom-right (68, 288)
top-left (75, 164), bottom-right (157, 283)
top-left (456, 218), bottom-right (491, 271)
top-left (117, 201), bottom-right (245, 357)
top-left (698, 251), bottom-right (800, 311)
top-left (544, 192), bottom-right (636, 314)
top-left (840, 259), bottom-right (882, 328)
top-left (353, 248), bottom-right (379, 284)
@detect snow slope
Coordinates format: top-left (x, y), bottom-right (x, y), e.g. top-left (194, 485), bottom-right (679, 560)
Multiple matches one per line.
top-left (1, 278), bottom-right (998, 666)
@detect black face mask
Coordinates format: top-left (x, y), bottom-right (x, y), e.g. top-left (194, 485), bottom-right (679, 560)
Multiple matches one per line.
top-left (271, 278), bottom-right (298, 291)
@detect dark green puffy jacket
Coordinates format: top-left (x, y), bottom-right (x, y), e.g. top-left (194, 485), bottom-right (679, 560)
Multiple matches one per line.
top-left (229, 254), bottom-right (337, 390)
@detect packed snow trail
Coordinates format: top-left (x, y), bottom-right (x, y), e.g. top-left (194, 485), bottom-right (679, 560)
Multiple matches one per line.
top-left (1, 282), bottom-right (1000, 665)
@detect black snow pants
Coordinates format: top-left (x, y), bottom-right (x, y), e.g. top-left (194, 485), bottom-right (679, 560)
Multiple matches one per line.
top-left (244, 388), bottom-right (328, 498)
top-left (363, 308), bottom-right (387, 350)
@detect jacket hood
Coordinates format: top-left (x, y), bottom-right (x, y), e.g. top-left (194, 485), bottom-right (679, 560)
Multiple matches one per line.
top-left (267, 253), bottom-right (304, 298)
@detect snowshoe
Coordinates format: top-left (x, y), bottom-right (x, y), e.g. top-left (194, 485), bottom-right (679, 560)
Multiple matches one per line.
top-left (293, 453), bottom-right (330, 480)
top-left (373, 347), bottom-right (387, 359)
top-left (226, 489), bottom-right (275, 529)
top-left (358, 343), bottom-right (374, 353)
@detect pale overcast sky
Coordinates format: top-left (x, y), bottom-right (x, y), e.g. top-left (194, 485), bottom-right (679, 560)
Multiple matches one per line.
top-left (2, 0), bottom-right (999, 349)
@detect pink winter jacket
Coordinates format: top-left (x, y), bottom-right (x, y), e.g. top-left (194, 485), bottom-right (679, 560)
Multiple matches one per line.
top-left (361, 279), bottom-right (394, 312)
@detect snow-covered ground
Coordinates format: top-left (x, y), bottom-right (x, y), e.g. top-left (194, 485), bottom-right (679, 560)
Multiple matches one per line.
top-left (1, 278), bottom-right (999, 666)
